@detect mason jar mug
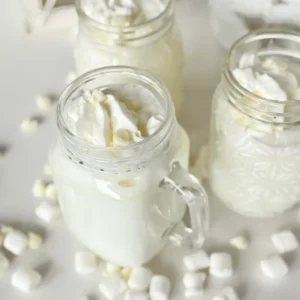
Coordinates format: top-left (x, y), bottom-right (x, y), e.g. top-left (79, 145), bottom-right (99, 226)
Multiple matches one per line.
top-left (50, 67), bottom-right (208, 267)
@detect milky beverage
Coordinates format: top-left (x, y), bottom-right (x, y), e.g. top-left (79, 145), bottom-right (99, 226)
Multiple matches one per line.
top-left (50, 79), bottom-right (189, 266)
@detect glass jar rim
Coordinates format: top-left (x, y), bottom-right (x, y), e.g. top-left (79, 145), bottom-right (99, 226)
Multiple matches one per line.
top-left (57, 66), bottom-right (175, 171)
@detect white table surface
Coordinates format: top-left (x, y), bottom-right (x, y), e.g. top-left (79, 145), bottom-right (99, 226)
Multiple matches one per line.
top-left (1, 1), bottom-right (300, 299)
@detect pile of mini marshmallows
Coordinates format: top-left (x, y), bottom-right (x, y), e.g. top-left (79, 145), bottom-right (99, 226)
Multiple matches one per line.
top-left (181, 230), bottom-right (299, 299)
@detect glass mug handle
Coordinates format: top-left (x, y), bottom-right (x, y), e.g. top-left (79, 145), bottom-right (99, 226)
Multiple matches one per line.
top-left (159, 161), bottom-right (209, 250)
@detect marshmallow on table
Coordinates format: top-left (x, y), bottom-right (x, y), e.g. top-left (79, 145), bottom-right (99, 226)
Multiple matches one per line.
top-left (183, 272), bottom-right (206, 289)
top-left (210, 252), bottom-right (233, 278)
top-left (75, 251), bottom-right (97, 275)
top-left (0, 251), bottom-right (9, 275)
top-left (32, 179), bottom-right (46, 198)
top-left (149, 275), bottom-right (171, 300)
top-left (99, 274), bottom-right (128, 300)
top-left (128, 267), bottom-right (153, 291)
top-left (20, 118), bottom-right (39, 133)
top-left (183, 250), bottom-right (210, 271)
top-left (124, 290), bottom-right (149, 300)
top-left (213, 286), bottom-right (239, 300)
top-left (45, 183), bottom-right (58, 201)
top-left (35, 95), bottom-right (53, 112)
top-left (271, 230), bottom-right (299, 254)
top-left (35, 200), bottom-right (61, 223)
top-left (11, 267), bottom-right (41, 292)
top-left (3, 230), bottom-right (28, 255)
top-left (28, 232), bottom-right (43, 250)
top-left (229, 235), bottom-right (249, 250)
top-left (260, 255), bottom-right (288, 278)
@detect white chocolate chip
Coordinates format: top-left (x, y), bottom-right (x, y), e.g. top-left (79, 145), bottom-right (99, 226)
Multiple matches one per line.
top-left (3, 230), bottom-right (28, 255)
top-left (11, 267), bottom-right (41, 292)
top-left (209, 252), bottom-right (233, 278)
top-left (0, 251), bottom-right (9, 275)
top-left (260, 255), bottom-right (288, 278)
top-left (271, 230), bottom-right (299, 254)
top-left (183, 250), bottom-right (210, 271)
top-left (229, 235), bottom-right (249, 250)
top-left (45, 183), bottom-right (58, 201)
top-left (32, 179), bottom-right (46, 198)
top-left (149, 275), bottom-right (171, 300)
top-left (128, 267), bottom-right (153, 291)
top-left (35, 95), bottom-right (52, 112)
top-left (75, 251), bottom-right (97, 275)
top-left (20, 118), bottom-right (39, 133)
top-left (35, 201), bottom-right (61, 223)
top-left (28, 232), bottom-right (43, 250)
top-left (99, 274), bottom-right (128, 300)
top-left (183, 272), bottom-right (206, 289)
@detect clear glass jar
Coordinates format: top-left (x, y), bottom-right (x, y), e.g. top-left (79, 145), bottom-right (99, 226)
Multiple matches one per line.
top-left (209, 0), bottom-right (300, 49)
top-left (50, 67), bottom-right (208, 267)
top-left (209, 29), bottom-right (300, 218)
top-left (74, 0), bottom-right (184, 113)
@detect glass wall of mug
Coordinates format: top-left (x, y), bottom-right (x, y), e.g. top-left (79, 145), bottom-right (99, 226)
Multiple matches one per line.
top-left (209, 0), bottom-right (300, 49)
top-left (208, 29), bottom-right (300, 218)
top-left (50, 67), bottom-right (209, 267)
top-left (74, 0), bottom-right (184, 113)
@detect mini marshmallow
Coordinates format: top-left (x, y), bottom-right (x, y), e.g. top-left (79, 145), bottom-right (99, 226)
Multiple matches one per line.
top-left (11, 267), bottom-right (41, 292)
top-left (99, 274), bottom-right (128, 300)
top-left (35, 200), bottom-right (61, 223)
top-left (260, 255), bottom-right (288, 278)
top-left (45, 183), bottom-right (58, 201)
top-left (124, 290), bottom-right (149, 300)
top-left (184, 288), bottom-right (203, 298)
top-left (35, 95), bottom-right (52, 112)
top-left (4, 230), bottom-right (28, 255)
top-left (75, 251), bottom-right (97, 275)
top-left (183, 272), bottom-right (206, 289)
top-left (149, 275), bottom-right (171, 300)
top-left (32, 179), bottom-right (46, 198)
top-left (28, 232), bottom-right (43, 250)
top-left (65, 71), bottom-right (77, 85)
top-left (271, 230), bottom-right (299, 254)
top-left (20, 118), bottom-right (39, 133)
top-left (43, 163), bottom-right (53, 177)
top-left (121, 267), bottom-right (132, 281)
top-left (128, 267), bottom-right (153, 291)
top-left (229, 236), bottom-right (249, 250)
top-left (183, 250), bottom-right (210, 271)
top-left (210, 252), bottom-right (233, 278)
top-left (106, 262), bottom-right (122, 275)
top-left (145, 114), bottom-right (164, 136)
top-left (0, 251), bottom-right (9, 275)
top-left (213, 286), bottom-right (239, 300)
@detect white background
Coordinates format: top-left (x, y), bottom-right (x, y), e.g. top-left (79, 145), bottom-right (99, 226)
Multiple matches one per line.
top-left (0, 0), bottom-right (300, 299)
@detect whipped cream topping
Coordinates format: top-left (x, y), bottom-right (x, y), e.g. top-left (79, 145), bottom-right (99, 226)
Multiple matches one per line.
top-left (82, 0), bottom-right (166, 26)
top-left (66, 87), bottom-right (164, 147)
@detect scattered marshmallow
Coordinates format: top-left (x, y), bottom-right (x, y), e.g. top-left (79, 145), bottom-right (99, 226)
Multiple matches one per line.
top-left (271, 230), bottom-right (299, 254)
top-left (99, 274), bottom-right (128, 300)
top-left (35, 95), bottom-right (53, 112)
top-left (229, 235), bottom-right (249, 250)
top-left (210, 252), bottom-right (233, 278)
top-left (28, 232), bottom-right (43, 250)
top-left (65, 71), bottom-right (77, 85)
top-left (213, 286), bottom-right (239, 300)
top-left (32, 179), bottom-right (46, 198)
top-left (44, 183), bottom-right (58, 201)
top-left (43, 163), bottom-right (53, 177)
top-left (20, 118), bottom-right (39, 133)
top-left (124, 290), bottom-right (149, 300)
top-left (3, 230), bottom-right (28, 255)
top-left (260, 255), bottom-right (288, 278)
top-left (149, 275), bottom-right (171, 300)
top-left (128, 267), bottom-right (153, 291)
top-left (35, 200), bottom-right (61, 223)
top-left (11, 267), bottom-right (41, 292)
top-left (0, 252), bottom-right (9, 275)
top-left (183, 272), bottom-right (206, 289)
top-left (183, 250), bottom-right (210, 271)
top-left (106, 262), bottom-right (122, 275)
top-left (121, 267), bottom-right (132, 281)
top-left (75, 251), bottom-right (97, 275)
top-left (184, 288), bottom-right (203, 298)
